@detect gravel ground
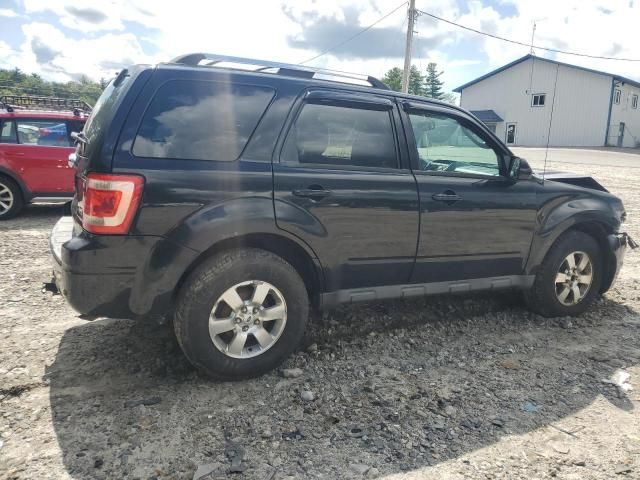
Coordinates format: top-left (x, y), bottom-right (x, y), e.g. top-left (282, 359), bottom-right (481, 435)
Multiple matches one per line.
top-left (1, 149), bottom-right (640, 480)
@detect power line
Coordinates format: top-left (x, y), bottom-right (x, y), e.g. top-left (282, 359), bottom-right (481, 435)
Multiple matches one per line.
top-left (299, 1), bottom-right (408, 65)
top-left (417, 9), bottom-right (640, 62)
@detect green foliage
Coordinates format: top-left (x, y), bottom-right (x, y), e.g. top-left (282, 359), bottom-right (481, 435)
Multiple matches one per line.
top-left (424, 62), bottom-right (445, 100)
top-left (0, 68), bottom-right (106, 106)
top-left (382, 62), bottom-right (456, 104)
top-left (382, 66), bottom-right (425, 96)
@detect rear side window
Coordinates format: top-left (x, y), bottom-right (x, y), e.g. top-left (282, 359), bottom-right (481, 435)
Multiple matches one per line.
top-left (0, 120), bottom-right (17, 144)
top-left (281, 102), bottom-right (397, 169)
top-left (133, 80), bottom-right (274, 161)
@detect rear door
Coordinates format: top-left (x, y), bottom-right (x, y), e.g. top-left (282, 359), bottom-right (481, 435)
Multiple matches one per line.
top-left (273, 90), bottom-right (419, 292)
top-left (402, 103), bottom-right (537, 284)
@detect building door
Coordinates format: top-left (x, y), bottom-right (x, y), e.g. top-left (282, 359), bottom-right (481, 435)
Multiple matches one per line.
top-left (617, 122), bottom-right (625, 147)
top-left (506, 123), bottom-right (517, 145)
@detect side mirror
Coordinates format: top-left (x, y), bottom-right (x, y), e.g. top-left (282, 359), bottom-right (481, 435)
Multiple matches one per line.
top-left (509, 156), bottom-right (532, 180)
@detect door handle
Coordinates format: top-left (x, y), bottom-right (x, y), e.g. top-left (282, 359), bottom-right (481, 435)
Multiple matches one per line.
top-left (5, 152), bottom-right (24, 156)
top-left (432, 191), bottom-right (462, 203)
top-left (292, 187), bottom-right (332, 200)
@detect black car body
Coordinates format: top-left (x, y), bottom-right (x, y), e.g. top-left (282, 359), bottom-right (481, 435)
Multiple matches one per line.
top-left (50, 54), bottom-right (630, 378)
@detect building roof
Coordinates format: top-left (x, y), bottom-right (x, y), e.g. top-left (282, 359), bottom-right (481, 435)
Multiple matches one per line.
top-left (453, 54), bottom-right (640, 92)
top-left (469, 109), bottom-right (503, 122)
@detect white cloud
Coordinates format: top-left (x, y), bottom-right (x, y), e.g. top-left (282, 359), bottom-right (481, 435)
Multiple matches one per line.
top-left (0, 8), bottom-right (18, 17)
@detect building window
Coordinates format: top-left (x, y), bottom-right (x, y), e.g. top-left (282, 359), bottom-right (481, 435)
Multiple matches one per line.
top-left (614, 89), bottom-right (621, 104)
top-left (632, 94), bottom-right (638, 109)
top-left (531, 93), bottom-right (546, 107)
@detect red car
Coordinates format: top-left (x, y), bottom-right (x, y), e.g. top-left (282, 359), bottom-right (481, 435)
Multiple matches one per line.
top-left (0, 96), bottom-right (90, 219)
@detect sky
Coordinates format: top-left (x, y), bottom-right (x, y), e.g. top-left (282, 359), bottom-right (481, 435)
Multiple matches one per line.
top-left (0, 0), bottom-right (639, 93)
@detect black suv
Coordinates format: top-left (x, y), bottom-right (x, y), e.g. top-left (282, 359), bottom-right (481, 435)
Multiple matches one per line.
top-left (51, 53), bottom-right (631, 379)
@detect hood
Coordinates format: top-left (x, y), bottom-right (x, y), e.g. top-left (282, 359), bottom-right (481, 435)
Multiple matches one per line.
top-left (533, 169), bottom-right (609, 193)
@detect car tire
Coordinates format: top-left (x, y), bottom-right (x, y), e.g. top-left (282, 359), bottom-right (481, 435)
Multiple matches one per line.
top-left (524, 230), bottom-right (603, 317)
top-left (174, 248), bottom-right (309, 380)
top-left (0, 176), bottom-right (24, 220)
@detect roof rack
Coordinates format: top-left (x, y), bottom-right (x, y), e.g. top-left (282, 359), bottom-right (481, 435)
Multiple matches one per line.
top-left (170, 53), bottom-right (390, 90)
top-left (0, 95), bottom-right (92, 116)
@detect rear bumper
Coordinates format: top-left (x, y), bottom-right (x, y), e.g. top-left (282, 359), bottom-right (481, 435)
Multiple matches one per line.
top-left (50, 217), bottom-right (198, 318)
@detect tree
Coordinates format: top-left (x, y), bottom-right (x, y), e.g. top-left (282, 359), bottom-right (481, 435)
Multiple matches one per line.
top-left (382, 65), bottom-right (424, 96)
top-left (424, 62), bottom-right (445, 100)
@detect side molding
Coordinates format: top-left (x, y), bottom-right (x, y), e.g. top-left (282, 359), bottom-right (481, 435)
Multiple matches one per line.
top-left (320, 275), bottom-right (534, 308)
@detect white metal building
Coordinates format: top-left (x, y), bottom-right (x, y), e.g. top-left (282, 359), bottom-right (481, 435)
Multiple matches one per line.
top-left (454, 54), bottom-right (640, 148)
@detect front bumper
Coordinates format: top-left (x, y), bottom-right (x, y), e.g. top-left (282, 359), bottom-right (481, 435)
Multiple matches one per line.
top-left (50, 217), bottom-right (198, 318)
top-left (602, 232), bottom-right (633, 292)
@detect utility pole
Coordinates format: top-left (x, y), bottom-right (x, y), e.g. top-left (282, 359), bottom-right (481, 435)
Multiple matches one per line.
top-left (529, 20), bottom-right (537, 55)
top-left (401, 0), bottom-right (416, 93)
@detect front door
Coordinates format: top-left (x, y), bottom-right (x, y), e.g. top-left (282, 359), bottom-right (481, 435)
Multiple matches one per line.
top-left (273, 91), bottom-right (419, 292)
top-left (11, 118), bottom-right (75, 194)
top-left (402, 105), bottom-right (537, 284)
top-left (506, 122), bottom-right (517, 145)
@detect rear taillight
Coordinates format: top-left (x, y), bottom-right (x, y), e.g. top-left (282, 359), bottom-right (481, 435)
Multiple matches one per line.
top-left (81, 173), bottom-right (144, 235)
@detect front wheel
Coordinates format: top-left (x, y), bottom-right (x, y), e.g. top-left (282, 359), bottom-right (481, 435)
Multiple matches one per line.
top-left (0, 177), bottom-right (23, 220)
top-left (524, 230), bottom-right (603, 317)
top-left (174, 248), bottom-right (309, 380)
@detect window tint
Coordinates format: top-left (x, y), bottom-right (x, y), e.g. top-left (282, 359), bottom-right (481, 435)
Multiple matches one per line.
top-left (16, 119), bottom-right (70, 146)
top-left (282, 102), bottom-right (397, 169)
top-left (408, 111), bottom-right (500, 176)
top-left (133, 80), bottom-right (274, 161)
top-left (0, 120), bottom-right (17, 144)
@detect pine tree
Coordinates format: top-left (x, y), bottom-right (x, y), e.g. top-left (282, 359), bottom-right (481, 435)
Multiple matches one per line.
top-left (382, 65), bottom-right (424, 95)
top-left (424, 62), bottom-right (445, 100)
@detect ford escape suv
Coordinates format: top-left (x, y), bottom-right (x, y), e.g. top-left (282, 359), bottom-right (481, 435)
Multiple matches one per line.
top-left (50, 53), bottom-right (631, 379)
top-left (0, 96), bottom-right (90, 219)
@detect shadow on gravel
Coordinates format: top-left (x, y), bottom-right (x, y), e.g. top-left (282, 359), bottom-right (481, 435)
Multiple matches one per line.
top-left (0, 205), bottom-right (65, 230)
top-left (47, 293), bottom-right (639, 479)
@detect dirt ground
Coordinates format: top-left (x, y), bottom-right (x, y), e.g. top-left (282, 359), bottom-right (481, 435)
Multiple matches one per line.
top-left (1, 148), bottom-right (640, 480)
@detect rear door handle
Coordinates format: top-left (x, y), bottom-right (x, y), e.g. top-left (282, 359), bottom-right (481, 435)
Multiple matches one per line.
top-left (292, 187), bottom-right (332, 200)
top-left (5, 152), bottom-right (24, 156)
top-left (432, 192), bottom-right (462, 202)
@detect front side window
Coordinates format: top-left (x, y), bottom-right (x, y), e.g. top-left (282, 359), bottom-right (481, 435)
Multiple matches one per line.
top-left (15, 119), bottom-right (70, 146)
top-left (632, 94), bottom-right (638, 109)
top-left (281, 102), bottom-right (397, 169)
top-left (408, 111), bottom-right (501, 176)
top-left (532, 93), bottom-right (546, 107)
top-left (0, 120), bottom-right (17, 144)
top-left (133, 80), bottom-right (274, 161)
top-left (614, 89), bottom-right (621, 104)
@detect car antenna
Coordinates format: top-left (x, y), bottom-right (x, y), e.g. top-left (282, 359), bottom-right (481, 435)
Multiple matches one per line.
top-left (542, 62), bottom-right (560, 183)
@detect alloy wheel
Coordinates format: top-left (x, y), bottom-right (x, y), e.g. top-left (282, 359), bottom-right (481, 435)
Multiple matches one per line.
top-left (0, 182), bottom-right (14, 215)
top-left (208, 280), bottom-right (287, 359)
top-left (555, 251), bottom-right (593, 306)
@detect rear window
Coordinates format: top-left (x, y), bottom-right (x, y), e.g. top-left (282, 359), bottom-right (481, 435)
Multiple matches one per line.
top-left (132, 80), bottom-right (274, 161)
top-left (82, 70), bottom-right (135, 158)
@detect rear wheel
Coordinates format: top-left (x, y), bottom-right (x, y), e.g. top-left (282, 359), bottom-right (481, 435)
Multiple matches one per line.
top-left (0, 177), bottom-right (23, 220)
top-left (174, 248), bottom-right (308, 380)
top-left (524, 230), bottom-right (603, 317)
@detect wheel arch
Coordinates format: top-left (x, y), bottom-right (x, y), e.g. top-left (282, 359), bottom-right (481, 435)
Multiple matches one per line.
top-left (173, 232), bottom-right (325, 307)
top-left (528, 218), bottom-right (618, 293)
top-left (0, 167), bottom-right (30, 202)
